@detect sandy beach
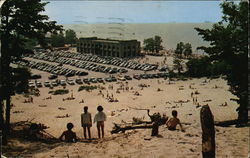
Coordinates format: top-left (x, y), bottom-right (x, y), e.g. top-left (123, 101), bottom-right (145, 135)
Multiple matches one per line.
top-left (5, 54), bottom-right (248, 158)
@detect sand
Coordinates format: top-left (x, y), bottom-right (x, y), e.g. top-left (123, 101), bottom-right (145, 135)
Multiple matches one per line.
top-left (7, 55), bottom-right (249, 158)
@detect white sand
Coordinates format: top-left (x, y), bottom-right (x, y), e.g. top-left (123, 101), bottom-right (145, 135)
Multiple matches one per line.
top-left (9, 55), bottom-right (249, 158)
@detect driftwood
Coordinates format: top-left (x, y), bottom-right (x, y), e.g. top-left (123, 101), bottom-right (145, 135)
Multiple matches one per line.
top-left (111, 123), bottom-right (153, 134)
top-left (214, 119), bottom-right (238, 127)
top-left (200, 105), bottom-right (215, 158)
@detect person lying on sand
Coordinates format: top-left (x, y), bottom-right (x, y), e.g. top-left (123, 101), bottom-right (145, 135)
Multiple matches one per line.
top-left (59, 123), bottom-right (77, 142)
top-left (166, 110), bottom-right (185, 132)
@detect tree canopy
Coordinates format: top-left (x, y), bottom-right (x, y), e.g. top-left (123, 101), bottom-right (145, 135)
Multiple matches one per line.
top-left (51, 33), bottom-right (65, 47)
top-left (65, 29), bottom-right (77, 45)
top-left (143, 35), bottom-right (164, 53)
top-left (175, 42), bottom-right (192, 57)
top-left (195, 1), bottom-right (248, 123)
top-left (0, 0), bottom-right (62, 143)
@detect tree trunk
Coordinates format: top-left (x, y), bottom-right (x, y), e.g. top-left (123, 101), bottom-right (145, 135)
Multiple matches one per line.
top-left (200, 105), bottom-right (215, 158)
top-left (5, 95), bottom-right (10, 133)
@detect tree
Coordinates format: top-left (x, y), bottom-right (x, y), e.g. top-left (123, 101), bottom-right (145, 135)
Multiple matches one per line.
top-left (195, 1), bottom-right (248, 123)
top-left (0, 0), bottom-right (62, 144)
top-left (175, 42), bottom-right (184, 57)
top-left (154, 35), bottom-right (163, 53)
top-left (173, 57), bottom-right (184, 74)
top-left (143, 37), bottom-right (154, 52)
top-left (186, 56), bottom-right (212, 77)
top-left (183, 43), bottom-right (192, 57)
top-left (175, 42), bottom-right (192, 57)
top-left (65, 29), bottom-right (77, 45)
top-left (143, 35), bottom-right (164, 53)
top-left (51, 32), bottom-right (65, 47)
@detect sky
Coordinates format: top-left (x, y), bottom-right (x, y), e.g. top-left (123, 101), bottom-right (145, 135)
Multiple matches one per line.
top-left (44, 1), bottom-right (224, 24)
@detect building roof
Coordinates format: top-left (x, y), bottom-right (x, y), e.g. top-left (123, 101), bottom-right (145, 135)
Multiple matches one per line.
top-left (79, 37), bottom-right (139, 43)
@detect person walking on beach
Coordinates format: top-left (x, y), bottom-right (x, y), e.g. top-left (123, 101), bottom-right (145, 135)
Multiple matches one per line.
top-left (94, 105), bottom-right (107, 139)
top-left (59, 123), bottom-right (77, 142)
top-left (81, 106), bottom-right (92, 140)
top-left (166, 110), bottom-right (185, 132)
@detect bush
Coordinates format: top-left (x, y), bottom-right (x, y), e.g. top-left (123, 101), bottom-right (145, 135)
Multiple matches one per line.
top-left (78, 85), bottom-right (98, 92)
top-left (50, 89), bottom-right (69, 95)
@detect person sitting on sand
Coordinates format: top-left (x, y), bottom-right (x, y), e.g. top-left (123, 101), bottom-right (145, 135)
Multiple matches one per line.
top-left (81, 106), bottom-right (92, 140)
top-left (166, 110), bottom-right (184, 132)
top-left (59, 123), bottom-right (77, 142)
top-left (94, 106), bottom-right (107, 139)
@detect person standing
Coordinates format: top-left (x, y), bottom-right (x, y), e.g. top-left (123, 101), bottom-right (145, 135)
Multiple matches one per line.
top-left (94, 105), bottom-right (107, 139)
top-left (81, 106), bottom-right (92, 140)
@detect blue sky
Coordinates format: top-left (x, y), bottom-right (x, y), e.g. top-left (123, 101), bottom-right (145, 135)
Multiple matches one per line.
top-left (44, 1), bottom-right (224, 24)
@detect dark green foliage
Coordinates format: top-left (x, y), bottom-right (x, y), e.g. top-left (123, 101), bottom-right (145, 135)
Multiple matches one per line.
top-left (65, 29), bottom-right (77, 45)
top-left (186, 57), bottom-right (212, 77)
top-left (78, 85), bottom-right (98, 92)
top-left (51, 33), bottom-right (65, 47)
top-left (173, 57), bottom-right (184, 74)
top-left (143, 38), bottom-right (154, 52)
top-left (175, 42), bottom-right (184, 56)
top-left (50, 89), bottom-right (69, 95)
top-left (0, 0), bottom-right (63, 142)
top-left (175, 42), bottom-right (193, 57)
top-left (154, 35), bottom-right (164, 53)
top-left (143, 35), bottom-right (164, 53)
top-left (12, 67), bottom-right (31, 93)
top-left (186, 56), bottom-right (230, 77)
top-left (195, 1), bottom-right (248, 123)
top-left (183, 43), bottom-right (192, 57)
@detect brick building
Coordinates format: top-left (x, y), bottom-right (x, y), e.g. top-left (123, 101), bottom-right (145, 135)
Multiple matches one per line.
top-left (77, 37), bottom-right (140, 58)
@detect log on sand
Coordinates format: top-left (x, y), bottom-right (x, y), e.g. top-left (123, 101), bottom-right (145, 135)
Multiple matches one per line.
top-left (111, 123), bottom-right (153, 134)
top-left (214, 119), bottom-right (238, 127)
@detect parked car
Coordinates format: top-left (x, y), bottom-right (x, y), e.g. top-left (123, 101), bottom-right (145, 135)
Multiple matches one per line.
top-left (44, 81), bottom-right (50, 87)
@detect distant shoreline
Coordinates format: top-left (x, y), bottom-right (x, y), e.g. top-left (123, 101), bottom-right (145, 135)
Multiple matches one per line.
top-left (63, 23), bottom-right (213, 52)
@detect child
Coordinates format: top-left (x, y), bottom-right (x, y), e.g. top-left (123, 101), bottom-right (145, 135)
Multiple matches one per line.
top-left (94, 105), bottom-right (107, 139)
top-left (166, 110), bottom-right (185, 132)
top-left (59, 123), bottom-right (77, 142)
top-left (81, 106), bottom-right (92, 140)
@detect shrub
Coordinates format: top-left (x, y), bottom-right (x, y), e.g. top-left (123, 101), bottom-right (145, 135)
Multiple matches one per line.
top-left (50, 89), bottom-right (69, 95)
top-left (78, 85), bottom-right (98, 92)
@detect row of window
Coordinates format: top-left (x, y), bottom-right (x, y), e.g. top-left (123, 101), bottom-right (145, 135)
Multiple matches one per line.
top-left (79, 43), bottom-right (138, 49)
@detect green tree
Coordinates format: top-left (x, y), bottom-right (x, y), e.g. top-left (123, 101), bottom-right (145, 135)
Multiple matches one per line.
top-left (186, 56), bottom-right (212, 77)
top-left (175, 42), bottom-right (184, 57)
top-left (143, 37), bottom-right (154, 52)
top-left (143, 35), bottom-right (164, 53)
top-left (173, 57), bottom-right (184, 74)
top-left (183, 43), bottom-right (192, 57)
top-left (51, 32), bottom-right (65, 47)
top-left (195, 1), bottom-right (248, 123)
top-left (65, 29), bottom-right (77, 45)
top-left (0, 0), bottom-right (62, 144)
top-left (154, 35), bottom-right (164, 53)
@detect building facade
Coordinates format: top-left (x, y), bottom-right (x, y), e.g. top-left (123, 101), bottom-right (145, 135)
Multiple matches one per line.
top-left (77, 37), bottom-right (140, 58)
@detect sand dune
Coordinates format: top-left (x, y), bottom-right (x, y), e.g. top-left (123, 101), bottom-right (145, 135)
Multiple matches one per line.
top-left (7, 55), bottom-right (249, 158)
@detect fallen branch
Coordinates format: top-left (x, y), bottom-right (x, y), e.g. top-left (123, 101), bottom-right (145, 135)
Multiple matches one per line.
top-left (214, 119), bottom-right (238, 127)
top-left (111, 123), bottom-right (153, 134)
